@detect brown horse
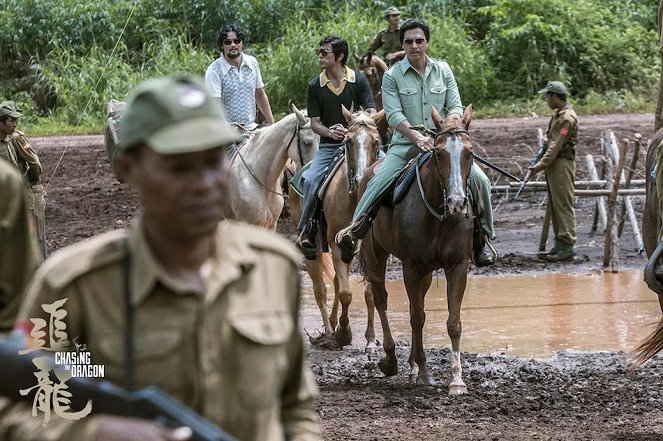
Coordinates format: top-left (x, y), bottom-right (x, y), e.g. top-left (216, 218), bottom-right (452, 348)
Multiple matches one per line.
top-left (226, 104), bottom-right (319, 229)
top-left (355, 53), bottom-right (391, 145)
top-left (289, 107), bottom-right (383, 345)
top-left (361, 105), bottom-right (474, 393)
top-left (634, 129), bottom-right (663, 364)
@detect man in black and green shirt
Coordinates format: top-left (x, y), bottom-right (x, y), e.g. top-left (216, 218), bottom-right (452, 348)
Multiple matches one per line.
top-left (296, 35), bottom-right (375, 256)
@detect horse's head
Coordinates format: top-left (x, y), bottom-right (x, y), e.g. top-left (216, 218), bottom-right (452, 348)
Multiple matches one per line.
top-left (354, 53), bottom-right (387, 99)
top-left (342, 104), bottom-right (383, 193)
top-left (290, 104), bottom-right (320, 168)
top-left (431, 104), bottom-right (474, 216)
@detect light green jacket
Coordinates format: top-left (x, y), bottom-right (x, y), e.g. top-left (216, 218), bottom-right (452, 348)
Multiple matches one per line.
top-left (382, 55), bottom-right (463, 148)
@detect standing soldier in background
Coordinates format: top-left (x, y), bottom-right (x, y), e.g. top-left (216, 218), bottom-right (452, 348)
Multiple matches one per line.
top-left (0, 75), bottom-right (320, 441)
top-left (0, 159), bottom-right (41, 334)
top-left (364, 6), bottom-right (405, 66)
top-left (529, 81), bottom-right (578, 262)
top-left (0, 101), bottom-right (46, 257)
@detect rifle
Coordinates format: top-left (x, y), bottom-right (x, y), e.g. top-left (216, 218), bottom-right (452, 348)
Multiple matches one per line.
top-left (0, 340), bottom-right (236, 441)
top-left (514, 128), bottom-right (547, 201)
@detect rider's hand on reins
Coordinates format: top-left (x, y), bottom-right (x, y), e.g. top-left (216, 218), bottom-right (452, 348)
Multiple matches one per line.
top-left (329, 123), bottom-right (347, 141)
top-left (416, 134), bottom-right (434, 152)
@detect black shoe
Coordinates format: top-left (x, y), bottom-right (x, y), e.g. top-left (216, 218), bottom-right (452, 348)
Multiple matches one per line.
top-left (296, 233), bottom-right (318, 260)
top-left (474, 246), bottom-right (495, 267)
top-left (335, 227), bottom-right (361, 264)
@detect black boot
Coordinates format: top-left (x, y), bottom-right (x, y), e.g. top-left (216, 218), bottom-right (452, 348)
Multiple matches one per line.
top-left (473, 222), bottom-right (495, 267)
top-left (296, 221), bottom-right (318, 260)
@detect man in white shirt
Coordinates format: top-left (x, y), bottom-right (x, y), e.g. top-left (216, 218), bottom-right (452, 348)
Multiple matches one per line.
top-left (204, 24), bottom-right (274, 130)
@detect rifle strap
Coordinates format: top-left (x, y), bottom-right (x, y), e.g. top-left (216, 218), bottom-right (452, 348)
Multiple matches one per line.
top-left (123, 236), bottom-right (135, 391)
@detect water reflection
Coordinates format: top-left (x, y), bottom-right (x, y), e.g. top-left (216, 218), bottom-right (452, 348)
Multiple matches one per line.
top-left (300, 270), bottom-right (660, 358)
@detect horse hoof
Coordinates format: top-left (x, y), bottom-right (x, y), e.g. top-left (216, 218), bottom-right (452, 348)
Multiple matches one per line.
top-left (378, 357), bottom-right (398, 376)
top-left (409, 374), bottom-right (436, 386)
top-left (365, 341), bottom-right (378, 354)
top-left (334, 326), bottom-right (352, 347)
top-left (448, 384), bottom-right (468, 395)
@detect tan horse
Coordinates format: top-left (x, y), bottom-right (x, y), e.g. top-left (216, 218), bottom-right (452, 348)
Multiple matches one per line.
top-left (634, 129), bottom-right (663, 364)
top-left (361, 106), bottom-right (474, 393)
top-left (289, 107), bottom-right (383, 345)
top-left (226, 104), bottom-right (319, 229)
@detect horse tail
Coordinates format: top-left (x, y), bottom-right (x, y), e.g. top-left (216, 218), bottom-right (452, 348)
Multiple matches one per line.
top-left (320, 252), bottom-right (335, 285)
top-left (630, 317), bottom-right (663, 367)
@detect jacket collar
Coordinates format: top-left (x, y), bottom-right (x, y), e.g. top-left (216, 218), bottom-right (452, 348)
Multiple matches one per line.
top-left (129, 219), bottom-right (257, 306)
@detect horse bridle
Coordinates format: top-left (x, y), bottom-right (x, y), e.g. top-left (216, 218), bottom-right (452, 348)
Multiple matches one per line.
top-left (234, 120), bottom-right (304, 198)
top-left (415, 127), bottom-right (472, 222)
top-left (344, 118), bottom-right (380, 194)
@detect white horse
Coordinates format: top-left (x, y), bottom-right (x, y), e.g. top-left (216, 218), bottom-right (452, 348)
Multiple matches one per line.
top-left (226, 104), bottom-right (319, 229)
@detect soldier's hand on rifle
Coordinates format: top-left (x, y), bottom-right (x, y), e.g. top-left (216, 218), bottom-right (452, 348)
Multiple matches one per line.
top-left (527, 165), bottom-right (540, 175)
top-left (94, 416), bottom-right (192, 441)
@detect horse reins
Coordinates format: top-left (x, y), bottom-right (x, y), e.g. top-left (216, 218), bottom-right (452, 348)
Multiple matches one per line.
top-left (234, 121), bottom-right (302, 198)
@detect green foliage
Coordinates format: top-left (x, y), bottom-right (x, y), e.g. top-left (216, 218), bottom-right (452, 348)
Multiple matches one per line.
top-left (478, 0), bottom-right (658, 97)
top-left (0, 0), bottom-right (659, 134)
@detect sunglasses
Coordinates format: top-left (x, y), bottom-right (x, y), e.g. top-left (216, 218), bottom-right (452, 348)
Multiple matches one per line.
top-left (403, 38), bottom-right (426, 45)
top-left (223, 38), bottom-right (242, 46)
top-left (316, 48), bottom-right (333, 57)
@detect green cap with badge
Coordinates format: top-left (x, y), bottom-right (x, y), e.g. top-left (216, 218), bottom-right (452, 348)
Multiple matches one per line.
top-left (538, 81), bottom-right (568, 96)
top-left (119, 75), bottom-right (241, 154)
top-left (0, 101), bottom-right (23, 119)
top-left (383, 6), bottom-right (402, 17)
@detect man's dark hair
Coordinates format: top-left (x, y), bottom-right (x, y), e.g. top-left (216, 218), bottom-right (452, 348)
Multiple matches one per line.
top-left (217, 24), bottom-right (247, 50)
top-left (319, 35), bottom-right (349, 66)
top-left (0, 115), bottom-right (9, 124)
top-left (399, 18), bottom-right (430, 43)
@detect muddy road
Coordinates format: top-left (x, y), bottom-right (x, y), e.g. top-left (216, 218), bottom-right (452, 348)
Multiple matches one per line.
top-left (33, 113), bottom-right (662, 440)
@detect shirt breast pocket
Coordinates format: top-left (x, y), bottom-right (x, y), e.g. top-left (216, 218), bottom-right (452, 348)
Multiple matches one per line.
top-left (399, 88), bottom-right (418, 108)
top-left (229, 311), bottom-right (293, 408)
top-left (430, 85), bottom-right (448, 108)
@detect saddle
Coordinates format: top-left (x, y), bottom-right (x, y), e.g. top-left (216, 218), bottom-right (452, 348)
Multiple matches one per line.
top-left (288, 146), bottom-right (346, 199)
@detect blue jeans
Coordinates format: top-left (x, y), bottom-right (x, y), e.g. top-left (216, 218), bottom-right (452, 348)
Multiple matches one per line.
top-left (297, 144), bottom-right (343, 231)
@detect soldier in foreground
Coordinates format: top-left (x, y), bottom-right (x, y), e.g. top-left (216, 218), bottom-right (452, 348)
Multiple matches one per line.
top-left (0, 75), bottom-right (320, 441)
top-left (0, 159), bottom-right (41, 334)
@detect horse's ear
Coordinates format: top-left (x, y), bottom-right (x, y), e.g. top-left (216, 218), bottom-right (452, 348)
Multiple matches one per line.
top-left (354, 52), bottom-right (361, 63)
top-left (374, 109), bottom-right (385, 123)
top-left (341, 104), bottom-right (353, 122)
top-left (431, 106), bottom-right (443, 130)
top-left (292, 103), bottom-right (308, 125)
top-left (462, 104), bottom-right (474, 130)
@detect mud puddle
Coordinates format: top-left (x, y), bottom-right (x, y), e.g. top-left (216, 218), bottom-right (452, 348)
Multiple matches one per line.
top-left (300, 270), bottom-right (660, 357)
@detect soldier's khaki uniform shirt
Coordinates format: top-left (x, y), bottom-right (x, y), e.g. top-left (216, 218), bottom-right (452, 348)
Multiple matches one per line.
top-left (0, 159), bottom-right (41, 332)
top-left (533, 105), bottom-right (578, 171)
top-left (0, 219), bottom-right (320, 441)
top-left (0, 131), bottom-right (42, 187)
top-left (367, 28), bottom-right (401, 58)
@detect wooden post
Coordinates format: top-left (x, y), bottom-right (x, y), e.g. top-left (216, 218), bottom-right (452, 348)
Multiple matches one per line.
top-left (618, 135), bottom-right (641, 236)
top-left (586, 154), bottom-right (607, 233)
top-left (603, 135), bottom-right (628, 271)
top-left (539, 203), bottom-right (552, 252)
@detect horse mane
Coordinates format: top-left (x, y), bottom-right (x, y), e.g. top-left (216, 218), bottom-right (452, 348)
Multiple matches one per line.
top-left (349, 111), bottom-right (377, 128)
top-left (250, 112), bottom-right (297, 144)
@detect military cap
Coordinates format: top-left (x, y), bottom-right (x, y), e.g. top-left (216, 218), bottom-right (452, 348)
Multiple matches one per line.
top-left (538, 81), bottom-right (568, 96)
top-left (0, 101), bottom-right (23, 118)
top-left (383, 6), bottom-right (402, 17)
top-left (119, 75), bottom-right (241, 154)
